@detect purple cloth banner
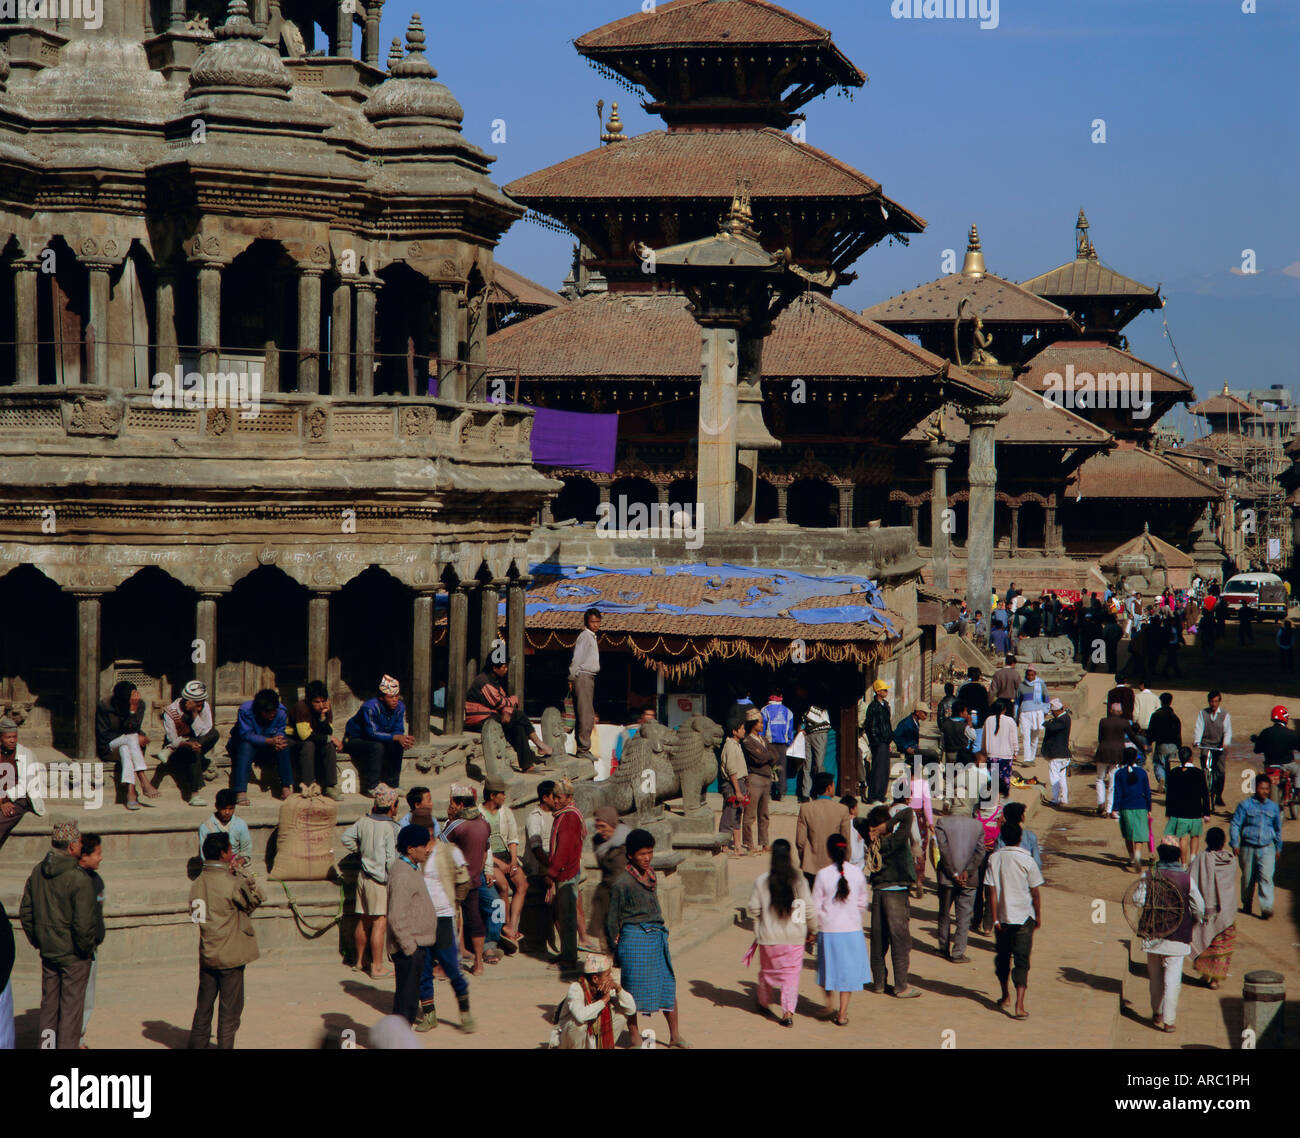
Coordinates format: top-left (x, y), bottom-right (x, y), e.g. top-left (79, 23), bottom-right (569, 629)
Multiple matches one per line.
top-left (529, 406), bottom-right (618, 472)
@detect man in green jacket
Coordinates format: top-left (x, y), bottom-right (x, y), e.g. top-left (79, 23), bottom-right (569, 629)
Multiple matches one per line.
top-left (865, 805), bottom-right (922, 1000)
top-left (19, 819), bottom-right (102, 1049)
top-left (188, 831), bottom-right (264, 1049)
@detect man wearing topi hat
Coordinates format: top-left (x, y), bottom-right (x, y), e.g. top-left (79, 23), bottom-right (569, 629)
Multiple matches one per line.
top-left (19, 819), bottom-right (100, 1048)
top-left (344, 675), bottom-right (415, 796)
top-left (551, 951), bottom-right (636, 1049)
top-left (0, 715), bottom-right (45, 854)
top-left (160, 680), bottom-right (220, 808)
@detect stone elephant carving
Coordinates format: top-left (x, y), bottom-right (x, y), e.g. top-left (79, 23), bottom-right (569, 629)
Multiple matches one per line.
top-left (1014, 636), bottom-right (1076, 666)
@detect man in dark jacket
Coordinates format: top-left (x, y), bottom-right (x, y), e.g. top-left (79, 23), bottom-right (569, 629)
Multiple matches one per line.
top-left (863, 679), bottom-right (894, 805)
top-left (19, 820), bottom-right (101, 1048)
top-left (956, 667), bottom-right (989, 728)
top-left (866, 805), bottom-right (921, 999)
top-left (1042, 699), bottom-right (1073, 806)
top-left (1146, 693), bottom-right (1182, 790)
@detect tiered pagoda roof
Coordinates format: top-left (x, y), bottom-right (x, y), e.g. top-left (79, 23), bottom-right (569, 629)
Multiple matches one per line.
top-left (1066, 442), bottom-right (1220, 502)
top-left (1190, 383), bottom-right (1261, 422)
top-left (902, 381), bottom-right (1113, 449)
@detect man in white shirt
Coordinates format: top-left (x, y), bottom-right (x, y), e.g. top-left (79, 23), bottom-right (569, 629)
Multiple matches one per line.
top-left (986, 821), bottom-right (1044, 1020)
top-left (1131, 679), bottom-right (1160, 733)
top-left (1193, 690), bottom-right (1232, 808)
top-left (568, 608), bottom-right (601, 761)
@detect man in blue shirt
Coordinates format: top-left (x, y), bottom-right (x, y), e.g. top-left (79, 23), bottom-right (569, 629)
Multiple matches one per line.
top-left (995, 800), bottom-right (1041, 869)
top-left (761, 688), bottom-right (795, 802)
top-left (1230, 775), bottom-right (1284, 919)
top-left (344, 674), bottom-right (415, 796)
top-left (226, 688), bottom-right (291, 807)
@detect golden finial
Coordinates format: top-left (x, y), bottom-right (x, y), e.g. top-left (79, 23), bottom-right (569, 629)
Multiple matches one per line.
top-left (600, 101), bottom-right (625, 144)
top-left (961, 224), bottom-right (985, 278)
top-left (721, 177), bottom-right (756, 238)
top-left (1076, 209), bottom-right (1096, 260)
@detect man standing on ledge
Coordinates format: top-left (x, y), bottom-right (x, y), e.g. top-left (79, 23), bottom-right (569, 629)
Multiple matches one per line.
top-left (569, 608), bottom-right (602, 762)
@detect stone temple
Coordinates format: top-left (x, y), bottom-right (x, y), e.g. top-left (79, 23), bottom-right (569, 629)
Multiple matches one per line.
top-left (0, 0), bottom-right (558, 757)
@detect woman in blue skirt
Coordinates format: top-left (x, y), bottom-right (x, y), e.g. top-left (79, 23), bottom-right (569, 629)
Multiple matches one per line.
top-left (607, 828), bottom-right (692, 1048)
top-left (813, 832), bottom-right (871, 1026)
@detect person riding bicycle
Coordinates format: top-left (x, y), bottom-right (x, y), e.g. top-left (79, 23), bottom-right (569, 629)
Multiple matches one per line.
top-left (1253, 705), bottom-right (1300, 792)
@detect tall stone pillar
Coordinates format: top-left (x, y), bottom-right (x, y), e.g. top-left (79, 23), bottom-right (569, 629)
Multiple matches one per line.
top-left (194, 591), bottom-right (222, 709)
top-left (468, 289), bottom-right (487, 396)
top-left (776, 484), bottom-right (788, 523)
top-left (924, 439), bottom-right (955, 591)
top-left (330, 277), bottom-right (352, 394)
top-left (446, 585), bottom-right (469, 735)
top-left (362, 0), bottom-right (383, 66)
top-left (1046, 498), bottom-right (1060, 554)
top-left (170, 0), bottom-right (186, 29)
top-left (837, 485), bottom-right (854, 528)
top-left (74, 591), bottom-right (105, 761)
top-left (307, 591), bottom-right (331, 682)
top-left (507, 577), bottom-right (527, 709)
top-left (480, 580), bottom-right (502, 668)
top-left (960, 402), bottom-right (1008, 631)
top-left (354, 279), bottom-right (377, 397)
top-left (1009, 504), bottom-right (1020, 554)
top-left (297, 267), bottom-right (324, 394)
top-left (455, 292), bottom-right (469, 398)
top-left (156, 267), bottom-right (179, 377)
top-left (411, 590), bottom-right (434, 746)
top-left (696, 324), bottom-right (740, 535)
top-left (13, 257), bottom-right (38, 382)
top-left (437, 285), bottom-right (461, 400)
top-left (196, 261), bottom-right (222, 374)
top-left (335, 0), bottom-right (354, 56)
top-left (87, 264), bottom-right (112, 385)
top-left (464, 585), bottom-right (482, 689)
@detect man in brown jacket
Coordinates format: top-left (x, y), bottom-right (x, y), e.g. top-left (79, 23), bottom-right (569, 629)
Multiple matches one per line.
top-left (794, 772), bottom-right (852, 886)
top-left (989, 654), bottom-right (1020, 703)
top-left (387, 824), bottom-right (440, 1024)
top-left (188, 831), bottom-right (264, 1049)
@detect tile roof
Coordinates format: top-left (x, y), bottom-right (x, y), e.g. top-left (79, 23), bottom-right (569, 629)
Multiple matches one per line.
top-left (1190, 392), bottom-right (1260, 419)
top-left (861, 271), bottom-right (1075, 328)
top-left (1018, 341), bottom-right (1192, 399)
top-left (1019, 256), bottom-right (1158, 300)
top-left (903, 380), bottom-right (1113, 447)
top-left (1066, 444), bottom-right (1219, 501)
top-left (486, 289), bottom-right (996, 397)
top-left (1099, 529), bottom-right (1194, 569)
top-left (488, 264), bottom-right (565, 311)
top-left (505, 129), bottom-right (919, 215)
top-left (575, 0), bottom-right (847, 51)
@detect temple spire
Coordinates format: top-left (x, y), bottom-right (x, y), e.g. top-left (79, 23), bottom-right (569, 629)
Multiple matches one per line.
top-left (961, 223), bottom-right (985, 278)
top-left (1076, 208), bottom-right (1096, 260)
top-left (600, 101), bottom-right (625, 145)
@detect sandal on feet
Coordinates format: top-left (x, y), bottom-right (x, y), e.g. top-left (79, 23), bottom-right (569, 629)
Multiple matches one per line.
top-left (833, 1015), bottom-right (849, 1026)
top-left (668, 1037), bottom-right (693, 1049)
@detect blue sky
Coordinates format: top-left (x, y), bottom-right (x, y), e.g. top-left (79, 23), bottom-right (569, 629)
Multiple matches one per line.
top-left (376, 0), bottom-right (1298, 430)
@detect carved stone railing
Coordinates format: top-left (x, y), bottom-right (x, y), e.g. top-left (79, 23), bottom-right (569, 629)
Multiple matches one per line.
top-left (0, 386), bottom-right (535, 464)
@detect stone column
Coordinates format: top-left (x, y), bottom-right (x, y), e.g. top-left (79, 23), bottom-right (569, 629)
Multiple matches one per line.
top-left (330, 277), bottom-right (352, 394)
top-left (909, 504), bottom-right (920, 540)
top-left (598, 482), bottom-right (612, 511)
top-left (297, 267), bottom-right (324, 394)
top-left (507, 577), bottom-right (527, 709)
top-left (195, 591), bottom-right (221, 708)
top-left (437, 285), bottom-right (461, 400)
top-left (1009, 504), bottom-right (1020, 554)
top-left (455, 291), bottom-right (469, 398)
top-left (838, 485), bottom-right (854, 529)
top-left (13, 257), bottom-right (38, 382)
top-left (354, 279), bottom-right (377, 397)
top-left (155, 267), bottom-right (179, 377)
top-left (362, 0), bottom-right (383, 66)
top-left (307, 591), bottom-right (331, 682)
top-left (736, 450), bottom-right (758, 524)
top-left (776, 483), bottom-right (788, 523)
top-left (445, 585), bottom-right (469, 735)
top-left (696, 324), bottom-right (740, 535)
top-left (464, 585), bottom-right (482, 689)
top-left (540, 500), bottom-right (554, 525)
top-left (170, 0), bottom-right (186, 30)
top-left (960, 402), bottom-right (1008, 629)
top-left (335, 0), bottom-right (354, 56)
top-left (87, 264), bottom-right (112, 386)
top-left (468, 289), bottom-right (487, 396)
top-left (1046, 499), bottom-right (1060, 554)
top-left (196, 261), bottom-right (222, 374)
top-left (655, 483), bottom-right (670, 510)
top-left (924, 439), bottom-right (955, 591)
top-left (480, 580), bottom-right (502, 668)
top-left (411, 590), bottom-right (434, 746)
top-left (74, 591), bottom-right (105, 762)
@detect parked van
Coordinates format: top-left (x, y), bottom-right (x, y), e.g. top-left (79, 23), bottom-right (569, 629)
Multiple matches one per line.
top-left (1219, 572), bottom-right (1288, 618)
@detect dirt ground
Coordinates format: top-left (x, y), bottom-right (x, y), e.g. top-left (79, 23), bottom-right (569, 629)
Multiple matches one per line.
top-left (10, 634), bottom-right (1298, 1049)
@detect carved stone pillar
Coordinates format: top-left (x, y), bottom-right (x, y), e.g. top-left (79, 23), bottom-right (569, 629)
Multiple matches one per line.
top-left (362, 0), bottom-right (383, 67)
top-left (194, 591), bottom-right (223, 710)
top-left (297, 266), bottom-right (324, 394)
top-left (73, 590), bottom-right (106, 761)
top-left (307, 591), bottom-right (332, 683)
top-left (438, 284), bottom-right (462, 400)
top-left (170, 0), bottom-right (186, 30)
top-left (1046, 499), bottom-right (1060, 554)
top-left (13, 257), bottom-right (38, 382)
top-left (924, 439), bottom-right (956, 591)
top-left (330, 277), bottom-right (352, 394)
top-left (1009, 503), bottom-right (1020, 554)
top-left (540, 500), bottom-right (554, 525)
top-left (909, 504), bottom-right (920, 540)
top-left (155, 267), bottom-right (179, 377)
top-left (959, 401), bottom-right (1008, 630)
top-left (507, 577), bottom-right (527, 710)
top-left (480, 580), bottom-right (502, 669)
top-left (838, 485), bottom-right (854, 529)
top-left (445, 584), bottom-right (469, 735)
top-left (354, 278), bottom-right (377, 397)
top-left (195, 261), bottom-right (222, 374)
top-left (696, 324), bottom-right (739, 535)
top-left (86, 263), bottom-right (112, 386)
top-left (411, 589), bottom-right (434, 746)
top-left (776, 483), bottom-right (788, 523)
top-left (335, 0), bottom-right (354, 55)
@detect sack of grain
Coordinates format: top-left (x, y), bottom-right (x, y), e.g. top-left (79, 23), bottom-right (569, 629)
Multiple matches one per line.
top-left (269, 783), bottom-right (337, 881)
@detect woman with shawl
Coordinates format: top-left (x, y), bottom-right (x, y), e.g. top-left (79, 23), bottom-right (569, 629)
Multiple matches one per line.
top-left (1189, 826), bottom-right (1239, 989)
top-left (746, 838), bottom-right (818, 1027)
